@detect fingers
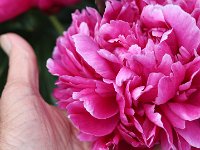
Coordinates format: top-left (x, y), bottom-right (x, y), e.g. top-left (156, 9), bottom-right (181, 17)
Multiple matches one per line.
top-left (0, 33), bottom-right (39, 89)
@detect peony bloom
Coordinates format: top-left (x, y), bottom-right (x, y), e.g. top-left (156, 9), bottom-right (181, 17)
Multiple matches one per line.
top-left (0, 0), bottom-right (80, 23)
top-left (47, 0), bottom-right (200, 149)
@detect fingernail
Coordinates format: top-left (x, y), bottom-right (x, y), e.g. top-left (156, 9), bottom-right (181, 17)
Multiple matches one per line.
top-left (0, 34), bottom-right (12, 55)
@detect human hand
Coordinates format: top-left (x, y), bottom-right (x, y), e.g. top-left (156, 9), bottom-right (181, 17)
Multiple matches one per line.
top-left (0, 33), bottom-right (89, 150)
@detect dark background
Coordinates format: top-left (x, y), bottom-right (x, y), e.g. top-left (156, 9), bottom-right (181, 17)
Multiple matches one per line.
top-left (0, 0), bottom-right (95, 104)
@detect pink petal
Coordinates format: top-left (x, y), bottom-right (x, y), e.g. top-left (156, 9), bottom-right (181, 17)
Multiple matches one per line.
top-left (116, 67), bottom-right (134, 86)
top-left (95, 81), bottom-right (115, 96)
top-left (78, 132), bottom-right (97, 142)
top-left (60, 75), bottom-right (96, 88)
top-left (125, 77), bottom-right (142, 107)
top-left (73, 34), bottom-right (115, 79)
top-left (145, 105), bottom-right (175, 148)
top-left (161, 130), bottom-right (173, 150)
top-left (160, 29), bottom-right (178, 54)
top-left (154, 41), bottom-right (173, 64)
top-left (98, 49), bottom-right (120, 63)
top-left (67, 101), bottom-right (119, 136)
top-left (142, 119), bottom-right (157, 146)
top-left (179, 69), bottom-right (200, 91)
top-left (177, 46), bottom-right (192, 64)
top-left (144, 104), bottom-right (163, 128)
top-left (72, 88), bottom-right (94, 99)
top-left (132, 85), bottom-right (157, 103)
top-left (189, 90), bottom-right (200, 106)
top-left (102, 0), bottom-right (122, 24)
top-left (102, 0), bottom-right (139, 24)
top-left (171, 61), bottom-right (185, 84)
top-left (185, 57), bottom-right (200, 78)
top-left (161, 117), bottom-right (176, 149)
top-left (161, 104), bottom-right (185, 129)
top-left (158, 54), bottom-right (173, 75)
top-left (46, 58), bottom-right (68, 76)
top-left (132, 86), bottom-right (145, 101)
top-left (141, 4), bottom-right (166, 28)
top-left (60, 54), bottom-right (80, 75)
top-left (118, 124), bottom-right (140, 147)
top-left (147, 72), bottom-right (164, 86)
top-left (155, 76), bottom-right (176, 105)
top-left (168, 102), bottom-right (200, 121)
top-left (79, 22), bottom-right (90, 36)
top-left (99, 20), bottom-right (130, 40)
top-left (134, 40), bottom-right (157, 70)
top-left (156, 62), bottom-right (185, 105)
top-left (78, 92), bottom-right (119, 119)
top-left (163, 4), bottom-right (200, 54)
top-left (176, 121), bottom-right (200, 148)
top-left (177, 134), bottom-right (191, 150)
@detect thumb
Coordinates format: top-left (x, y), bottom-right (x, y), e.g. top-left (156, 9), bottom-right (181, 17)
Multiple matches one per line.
top-left (0, 33), bottom-right (39, 89)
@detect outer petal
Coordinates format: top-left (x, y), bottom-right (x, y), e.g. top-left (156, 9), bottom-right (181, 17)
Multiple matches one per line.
top-left (47, 58), bottom-right (68, 76)
top-left (80, 93), bottom-right (119, 119)
top-left (78, 132), bottom-right (97, 142)
top-left (67, 101), bottom-right (119, 136)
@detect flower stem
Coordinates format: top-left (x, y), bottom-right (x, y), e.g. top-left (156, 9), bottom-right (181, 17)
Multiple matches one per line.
top-left (49, 16), bottom-right (64, 35)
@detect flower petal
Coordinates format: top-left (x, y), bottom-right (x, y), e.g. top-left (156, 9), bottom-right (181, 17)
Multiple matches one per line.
top-left (176, 121), bottom-right (200, 148)
top-left (144, 104), bottom-right (163, 127)
top-left (116, 67), bottom-right (134, 86)
top-left (73, 34), bottom-right (115, 79)
top-left (67, 101), bottom-right (119, 136)
top-left (168, 102), bottom-right (200, 121)
top-left (141, 4), bottom-right (166, 28)
top-left (156, 62), bottom-right (185, 105)
top-left (80, 93), bottom-right (119, 119)
top-left (161, 104), bottom-right (185, 129)
top-left (163, 4), bottom-right (200, 53)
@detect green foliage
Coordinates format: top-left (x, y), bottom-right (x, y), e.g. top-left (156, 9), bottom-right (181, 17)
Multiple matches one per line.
top-left (0, 0), bottom-right (95, 104)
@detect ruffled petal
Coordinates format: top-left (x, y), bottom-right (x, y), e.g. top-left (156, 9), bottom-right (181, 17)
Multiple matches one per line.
top-left (176, 121), bottom-right (200, 148)
top-left (73, 34), bottom-right (115, 79)
top-left (80, 93), bottom-right (119, 119)
top-left (67, 101), bottom-right (119, 136)
top-left (163, 4), bottom-right (200, 53)
top-left (168, 102), bottom-right (200, 121)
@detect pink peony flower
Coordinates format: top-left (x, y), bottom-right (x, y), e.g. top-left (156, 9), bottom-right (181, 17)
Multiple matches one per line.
top-left (47, 0), bottom-right (200, 149)
top-left (0, 0), bottom-right (80, 22)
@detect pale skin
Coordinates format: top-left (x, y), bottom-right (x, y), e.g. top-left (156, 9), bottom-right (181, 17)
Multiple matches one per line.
top-left (0, 33), bottom-right (89, 150)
